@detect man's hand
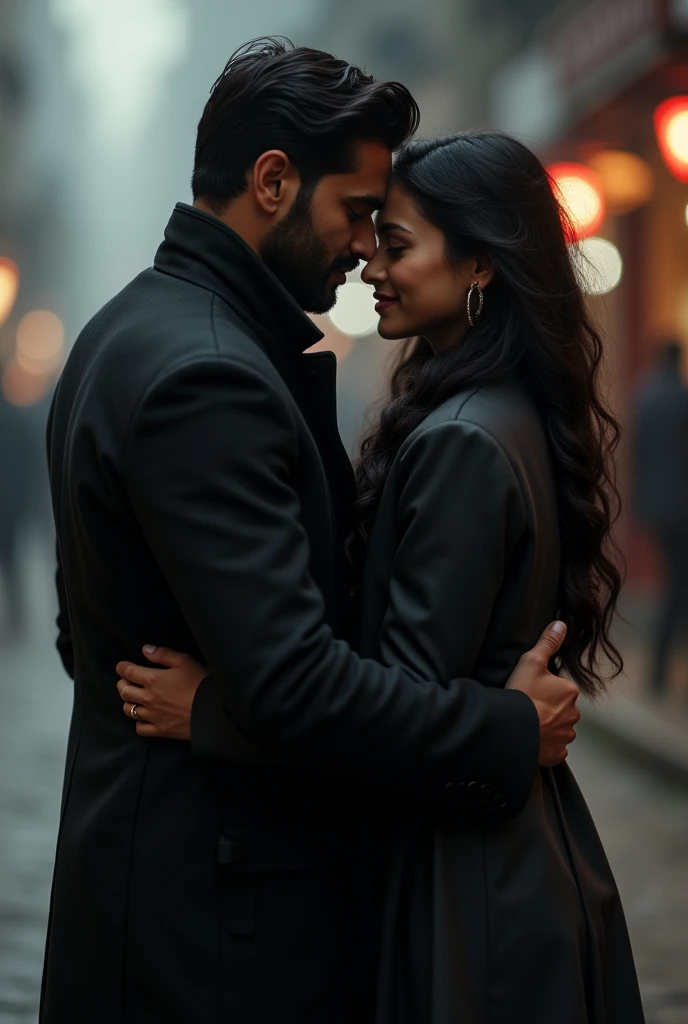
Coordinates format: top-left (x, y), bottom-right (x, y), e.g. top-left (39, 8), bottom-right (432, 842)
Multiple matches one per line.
top-left (116, 646), bottom-right (208, 740)
top-left (505, 621), bottom-right (580, 766)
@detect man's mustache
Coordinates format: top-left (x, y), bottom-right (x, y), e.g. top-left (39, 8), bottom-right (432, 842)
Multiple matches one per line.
top-left (332, 257), bottom-right (360, 275)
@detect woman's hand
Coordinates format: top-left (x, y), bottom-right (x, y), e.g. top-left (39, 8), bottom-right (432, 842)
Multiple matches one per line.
top-left (116, 646), bottom-right (208, 740)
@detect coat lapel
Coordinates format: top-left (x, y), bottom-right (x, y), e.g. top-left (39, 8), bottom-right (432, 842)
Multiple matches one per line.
top-left (154, 203), bottom-right (358, 626)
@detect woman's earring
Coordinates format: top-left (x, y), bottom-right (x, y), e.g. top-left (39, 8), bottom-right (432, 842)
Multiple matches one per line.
top-left (467, 281), bottom-right (484, 327)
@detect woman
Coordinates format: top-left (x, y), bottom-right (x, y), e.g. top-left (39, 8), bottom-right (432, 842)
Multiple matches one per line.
top-left (348, 132), bottom-right (643, 1023)
top-left (118, 131), bottom-right (644, 1022)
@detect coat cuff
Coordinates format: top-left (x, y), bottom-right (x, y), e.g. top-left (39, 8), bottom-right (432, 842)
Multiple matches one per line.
top-left (190, 674), bottom-right (286, 763)
top-left (490, 685), bottom-right (541, 816)
top-left (424, 685), bottom-right (540, 821)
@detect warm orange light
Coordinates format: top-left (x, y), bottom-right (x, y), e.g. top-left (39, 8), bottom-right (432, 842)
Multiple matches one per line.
top-left (16, 310), bottom-right (65, 376)
top-left (0, 257), bottom-right (19, 327)
top-left (654, 97), bottom-right (688, 182)
top-left (1, 359), bottom-right (51, 407)
top-left (548, 162), bottom-right (606, 240)
top-left (587, 150), bottom-right (654, 214)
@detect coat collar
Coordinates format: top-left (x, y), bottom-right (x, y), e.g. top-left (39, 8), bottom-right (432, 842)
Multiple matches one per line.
top-left (154, 203), bottom-right (323, 354)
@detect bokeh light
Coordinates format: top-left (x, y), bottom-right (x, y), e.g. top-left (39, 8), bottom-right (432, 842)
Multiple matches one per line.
top-left (548, 162), bottom-right (606, 240)
top-left (328, 281), bottom-right (378, 338)
top-left (1, 359), bottom-right (51, 407)
top-left (307, 315), bottom-right (355, 361)
top-left (573, 237), bottom-right (624, 296)
top-left (666, 112), bottom-right (688, 161)
top-left (0, 257), bottom-right (20, 328)
top-left (587, 150), bottom-right (654, 215)
top-left (16, 310), bottom-right (65, 376)
top-left (654, 96), bottom-right (688, 182)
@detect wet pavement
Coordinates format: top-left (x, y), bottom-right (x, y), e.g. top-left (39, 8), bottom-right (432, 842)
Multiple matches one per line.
top-left (0, 538), bottom-right (687, 1024)
top-left (0, 536), bottom-right (71, 1024)
top-left (569, 734), bottom-right (688, 1024)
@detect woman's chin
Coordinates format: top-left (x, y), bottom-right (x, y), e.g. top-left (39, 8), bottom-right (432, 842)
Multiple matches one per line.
top-left (376, 318), bottom-right (408, 341)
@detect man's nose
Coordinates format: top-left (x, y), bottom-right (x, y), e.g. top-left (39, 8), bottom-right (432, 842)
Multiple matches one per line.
top-left (351, 223), bottom-right (377, 263)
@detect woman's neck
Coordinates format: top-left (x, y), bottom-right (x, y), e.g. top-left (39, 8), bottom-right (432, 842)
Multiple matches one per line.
top-left (425, 321), bottom-right (468, 355)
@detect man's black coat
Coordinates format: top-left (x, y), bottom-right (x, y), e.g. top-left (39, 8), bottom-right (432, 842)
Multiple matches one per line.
top-left (41, 204), bottom-right (539, 1024)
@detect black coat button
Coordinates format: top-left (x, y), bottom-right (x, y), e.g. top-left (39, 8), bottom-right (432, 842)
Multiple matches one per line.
top-left (466, 781), bottom-right (479, 801)
top-left (478, 783), bottom-right (494, 804)
top-left (443, 782), bottom-right (467, 800)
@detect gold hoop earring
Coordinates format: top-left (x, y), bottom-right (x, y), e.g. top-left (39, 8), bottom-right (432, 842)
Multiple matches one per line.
top-left (467, 281), bottom-right (484, 327)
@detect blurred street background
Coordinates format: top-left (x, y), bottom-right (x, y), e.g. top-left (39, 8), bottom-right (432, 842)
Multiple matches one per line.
top-left (1, 1), bottom-right (688, 1021)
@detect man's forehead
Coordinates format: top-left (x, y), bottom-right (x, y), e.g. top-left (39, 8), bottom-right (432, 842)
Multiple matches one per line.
top-left (319, 140), bottom-right (391, 204)
top-left (347, 139), bottom-right (392, 189)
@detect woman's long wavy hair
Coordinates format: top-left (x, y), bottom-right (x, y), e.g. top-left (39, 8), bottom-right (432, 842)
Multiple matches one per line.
top-left (351, 131), bottom-right (623, 696)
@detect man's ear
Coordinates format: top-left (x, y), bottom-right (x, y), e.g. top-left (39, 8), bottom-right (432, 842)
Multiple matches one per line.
top-left (250, 150), bottom-right (300, 216)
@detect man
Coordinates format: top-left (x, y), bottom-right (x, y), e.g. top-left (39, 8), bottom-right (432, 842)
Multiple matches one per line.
top-left (42, 39), bottom-right (578, 1024)
top-left (633, 339), bottom-right (688, 696)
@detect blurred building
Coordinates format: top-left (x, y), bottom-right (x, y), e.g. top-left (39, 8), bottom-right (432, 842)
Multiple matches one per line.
top-left (4, 0), bottom-right (686, 607)
top-left (0, 0), bottom-right (72, 428)
top-left (488, 0), bottom-right (688, 601)
top-left (306, 0), bottom-right (466, 132)
top-left (313, 0), bottom-right (688, 608)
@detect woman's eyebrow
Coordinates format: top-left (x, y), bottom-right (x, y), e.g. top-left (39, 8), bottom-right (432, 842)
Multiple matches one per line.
top-left (376, 221), bottom-right (413, 234)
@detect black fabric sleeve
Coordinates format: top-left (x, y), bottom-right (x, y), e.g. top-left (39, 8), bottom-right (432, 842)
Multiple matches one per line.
top-left (375, 419), bottom-right (540, 809)
top-left (382, 418), bottom-right (527, 678)
top-left (123, 357), bottom-right (539, 812)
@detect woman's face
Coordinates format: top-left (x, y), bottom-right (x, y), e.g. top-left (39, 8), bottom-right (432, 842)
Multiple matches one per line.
top-left (361, 184), bottom-right (488, 352)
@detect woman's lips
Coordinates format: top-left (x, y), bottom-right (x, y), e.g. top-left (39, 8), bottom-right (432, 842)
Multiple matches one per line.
top-left (374, 295), bottom-right (398, 312)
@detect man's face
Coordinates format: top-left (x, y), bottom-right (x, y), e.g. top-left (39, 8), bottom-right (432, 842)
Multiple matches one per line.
top-left (260, 140), bottom-right (391, 314)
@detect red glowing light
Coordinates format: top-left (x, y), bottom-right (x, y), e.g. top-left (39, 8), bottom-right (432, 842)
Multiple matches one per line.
top-left (654, 96), bottom-right (688, 183)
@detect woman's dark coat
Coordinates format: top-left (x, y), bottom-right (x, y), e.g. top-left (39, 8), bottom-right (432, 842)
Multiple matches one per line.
top-left (357, 384), bottom-right (645, 1024)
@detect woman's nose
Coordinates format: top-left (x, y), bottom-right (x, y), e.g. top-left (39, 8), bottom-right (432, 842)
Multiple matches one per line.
top-left (361, 253), bottom-right (385, 284)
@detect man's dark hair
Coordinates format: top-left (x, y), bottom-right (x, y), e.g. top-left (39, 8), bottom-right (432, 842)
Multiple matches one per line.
top-left (192, 36), bottom-right (420, 206)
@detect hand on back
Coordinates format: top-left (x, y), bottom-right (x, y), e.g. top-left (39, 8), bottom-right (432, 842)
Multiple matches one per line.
top-left (114, 621), bottom-right (580, 765)
top-left (505, 621), bottom-right (580, 766)
top-left (116, 646), bottom-right (207, 740)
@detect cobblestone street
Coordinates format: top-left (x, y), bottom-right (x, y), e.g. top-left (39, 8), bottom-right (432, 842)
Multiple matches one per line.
top-left (1, 540), bottom-right (687, 1024)
top-left (568, 736), bottom-right (688, 1024)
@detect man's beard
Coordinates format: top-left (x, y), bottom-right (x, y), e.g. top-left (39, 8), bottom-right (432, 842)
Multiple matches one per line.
top-left (260, 187), bottom-right (357, 314)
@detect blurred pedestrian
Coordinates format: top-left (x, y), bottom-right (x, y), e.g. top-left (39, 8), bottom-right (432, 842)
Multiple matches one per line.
top-left (633, 340), bottom-right (688, 696)
top-left (0, 389), bottom-right (36, 641)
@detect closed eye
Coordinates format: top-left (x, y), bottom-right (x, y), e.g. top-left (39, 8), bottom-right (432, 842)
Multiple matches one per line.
top-left (386, 246), bottom-right (406, 256)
